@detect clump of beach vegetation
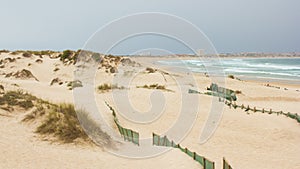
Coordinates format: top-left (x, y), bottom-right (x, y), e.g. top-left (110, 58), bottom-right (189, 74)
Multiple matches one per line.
top-left (0, 90), bottom-right (36, 111)
top-left (97, 83), bottom-right (126, 92)
top-left (137, 84), bottom-right (173, 92)
top-left (0, 89), bottom-right (113, 146)
top-left (67, 80), bottom-right (83, 90)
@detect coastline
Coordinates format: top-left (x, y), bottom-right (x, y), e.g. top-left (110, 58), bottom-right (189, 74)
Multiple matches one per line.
top-left (133, 56), bottom-right (300, 86)
top-left (0, 51), bottom-right (299, 169)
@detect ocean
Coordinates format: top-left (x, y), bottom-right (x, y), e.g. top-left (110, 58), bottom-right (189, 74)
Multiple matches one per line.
top-left (157, 58), bottom-right (300, 84)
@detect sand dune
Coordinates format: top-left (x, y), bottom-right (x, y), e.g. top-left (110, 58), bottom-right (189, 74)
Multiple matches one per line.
top-left (0, 51), bottom-right (299, 169)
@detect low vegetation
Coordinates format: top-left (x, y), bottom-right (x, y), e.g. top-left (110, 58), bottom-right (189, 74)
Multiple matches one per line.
top-left (137, 84), bottom-right (173, 92)
top-left (97, 83), bottom-right (126, 92)
top-left (0, 90), bottom-right (36, 110)
top-left (67, 80), bottom-right (83, 90)
top-left (0, 89), bottom-right (112, 146)
top-left (228, 74), bottom-right (235, 79)
top-left (235, 90), bottom-right (242, 94)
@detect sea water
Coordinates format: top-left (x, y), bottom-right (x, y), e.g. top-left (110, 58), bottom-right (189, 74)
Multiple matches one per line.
top-left (157, 58), bottom-right (300, 83)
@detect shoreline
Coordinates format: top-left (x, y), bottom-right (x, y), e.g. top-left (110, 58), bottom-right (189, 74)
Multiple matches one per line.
top-left (133, 57), bottom-right (300, 86)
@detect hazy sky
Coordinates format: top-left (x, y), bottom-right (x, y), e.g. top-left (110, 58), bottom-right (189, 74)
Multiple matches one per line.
top-left (1, 0), bottom-right (299, 54)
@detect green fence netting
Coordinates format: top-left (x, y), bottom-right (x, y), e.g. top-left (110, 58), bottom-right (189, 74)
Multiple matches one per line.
top-left (207, 83), bottom-right (237, 101)
top-left (195, 153), bottom-right (204, 166)
top-left (223, 158), bottom-right (233, 169)
top-left (106, 102), bottom-right (140, 146)
top-left (153, 133), bottom-right (215, 169)
top-left (204, 158), bottom-right (215, 169)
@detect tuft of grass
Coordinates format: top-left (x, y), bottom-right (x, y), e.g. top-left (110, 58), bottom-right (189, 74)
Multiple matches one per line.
top-left (53, 67), bottom-right (60, 72)
top-left (228, 74), bottom-right (235, 79)
top-left (145, 67), bottom-right (156, 73)
top-left (67, 80), bottom-right (83, 90)
top-left (97, 83), bottom-right (125, 92)
top-left (35, 103), bottom-right (87, 143)
top-left (235, 90), bottom-right (242, 94)
top-left (22, 52), bottom-right (32, 58)
top-left (91, 53), bottom-right (102, 62)
top-left (60, 50), bottom-right (73, 61)
top-left (0, 90), bottom-right (36, 110)
top-left (1, 89), bottom-right (113, 146)
top-left (33, 103), bottom-right (113, 146)
top-left (137, 84), bottom-right (173, 92)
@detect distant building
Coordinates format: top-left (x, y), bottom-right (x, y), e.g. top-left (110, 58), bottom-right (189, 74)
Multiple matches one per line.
top-left (197, 49), bottom-right (205, 56)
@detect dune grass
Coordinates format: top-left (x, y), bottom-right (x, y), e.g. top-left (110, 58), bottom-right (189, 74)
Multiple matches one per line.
top-left (137, 84), bottom-right (173, 92)
top-left (97, 83), bottom-right (125, 92)
top-left (0, 90), bottom-right (36, 110)
top-left (35, 103), bottom-right (89, 143)
top-left (0, 89), bottom-right (112, 146)
top-left (67, 80), bottom-right (83, 90)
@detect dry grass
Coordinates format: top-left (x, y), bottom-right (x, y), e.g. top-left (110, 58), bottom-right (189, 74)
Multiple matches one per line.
top-left (35, 103), bottom-right (89, 143)
top-left (0, 89), bottom-right (113, 146)
top-left (228, 74), bottom-right (235, 79)
top-left (0, 90), bottom-right (36, 110)
top-left (67, 80), bottom-right (83, 90)
top-left (33, 103), bottom-right (113, 146)
top-left (97, 83), bottom-right (125, 92)
top-left (235, 90), bottom-right (242, 94)
top-left (137, 84), bottom-right (173, 92)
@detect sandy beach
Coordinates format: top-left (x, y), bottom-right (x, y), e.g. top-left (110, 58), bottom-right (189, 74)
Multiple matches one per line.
top-left (0, 51), bottom-right (299, 169)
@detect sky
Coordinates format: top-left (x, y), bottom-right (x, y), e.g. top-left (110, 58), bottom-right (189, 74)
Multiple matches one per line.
top-left (0, 0), bottom-right (299, 54)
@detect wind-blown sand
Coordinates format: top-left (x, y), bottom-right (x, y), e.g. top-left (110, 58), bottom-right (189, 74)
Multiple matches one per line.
top-left (0, 52), bottom-right (299, 169)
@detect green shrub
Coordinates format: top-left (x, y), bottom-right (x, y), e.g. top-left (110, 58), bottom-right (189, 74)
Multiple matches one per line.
top-left (91, 53), bottom-right (101, 62)
top-left (60, 50), bottom-right (73, 61)
top-left (228, 75), bottom-right (235, 79)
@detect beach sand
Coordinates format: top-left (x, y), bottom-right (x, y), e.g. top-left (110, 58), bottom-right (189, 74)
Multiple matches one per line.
top-left (0, 52), bottom-right (299, 169)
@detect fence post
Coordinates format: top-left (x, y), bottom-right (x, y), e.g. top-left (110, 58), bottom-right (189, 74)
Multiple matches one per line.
top-left (223, 158), bottom-right (225, 169)
top-left (241, 104), bottom-right (244, 109)
top-left (162, 136), bottom-right (167, 146)
top-left (262, 108), bottom-right (265, 113)
top-left (193, 152), bottom-right (196, 160)
top-left (203, 158), bottom-right (206, 169)
top-left (245, 105), bottom-right (250, 111)
top-left (131, 129), bottom-right (134, 142)
top-left (254, 107), bottom-right (256, 112)
top-left (184, 148), bottom-right (188, 153)
top-left (152, 133), bottom-right (154, 145)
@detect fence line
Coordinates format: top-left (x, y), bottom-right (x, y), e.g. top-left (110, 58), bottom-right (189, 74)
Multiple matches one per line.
top-left (221, 99), bottom-right (300, 124)
top-left (189, 86), bottom-right (300, 124)
top-left (105, 102), bottom-right (140, 146)
top-left (105, 102), bottom-right (235, 168)
top-left (223, 158), bottom-right (233, 169)
top-left (153, 133), bottom-right (215, 169)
